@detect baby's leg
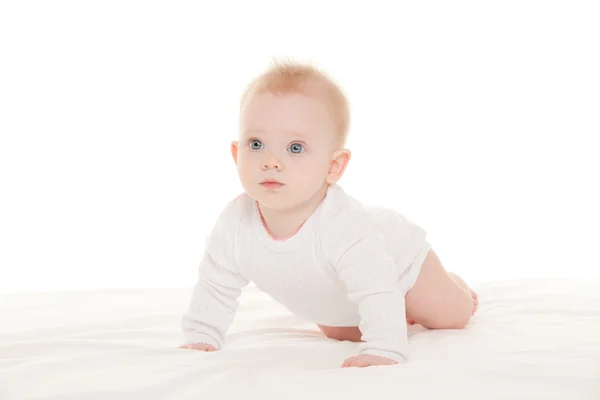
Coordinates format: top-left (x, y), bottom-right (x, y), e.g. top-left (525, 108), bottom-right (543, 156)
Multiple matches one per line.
top-left (318, 249), bottom-right (477, 342)
top-left (318, 250), bottom-right (478, 342)
top-left (404, 249), bottom-right (476, 329)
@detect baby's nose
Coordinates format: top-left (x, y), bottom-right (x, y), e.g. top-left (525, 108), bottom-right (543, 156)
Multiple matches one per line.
top-left (262, 154), bottom-right (282, 171)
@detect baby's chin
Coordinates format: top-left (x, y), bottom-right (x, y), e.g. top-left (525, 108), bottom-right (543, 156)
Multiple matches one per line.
top-left (254, 188), bottom-right (330, 213)
top-left (253, 194), bottom-right (296, 211)
top-left (247, 187), bottom-right (300, 210)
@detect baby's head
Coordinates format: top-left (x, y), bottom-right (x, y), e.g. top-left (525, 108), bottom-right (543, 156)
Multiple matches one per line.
top-left (232, 60), bottom-right (351, 211)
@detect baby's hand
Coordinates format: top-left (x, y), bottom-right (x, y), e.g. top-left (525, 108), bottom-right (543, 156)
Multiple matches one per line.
top-left (179, 343), bottom-right (217, 352)
top-left (341, 354), bottom-right (397, 368)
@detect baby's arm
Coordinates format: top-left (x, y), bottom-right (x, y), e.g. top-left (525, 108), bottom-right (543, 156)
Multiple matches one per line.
top-left (324, 216), bottom-right (409, 364)
top-left (181, 208), bottom-right (249, 350)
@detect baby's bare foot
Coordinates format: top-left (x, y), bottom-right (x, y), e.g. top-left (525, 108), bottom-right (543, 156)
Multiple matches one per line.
top-left (471, 289), bottom-right (478, 315)
top-left (448, 272), bottom-right (478, 316)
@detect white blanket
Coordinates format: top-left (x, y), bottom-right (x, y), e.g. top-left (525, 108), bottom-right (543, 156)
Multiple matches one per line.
top-left (1, 279), bottom-right (599, 399)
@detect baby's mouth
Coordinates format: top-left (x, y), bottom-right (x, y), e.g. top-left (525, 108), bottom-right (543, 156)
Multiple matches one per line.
top-left (260, 179), bottom-right (284, 189)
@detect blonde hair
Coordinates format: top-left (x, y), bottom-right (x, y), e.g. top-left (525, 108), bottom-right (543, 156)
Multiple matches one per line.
top-left (240, 60), bottom-right (351, 146)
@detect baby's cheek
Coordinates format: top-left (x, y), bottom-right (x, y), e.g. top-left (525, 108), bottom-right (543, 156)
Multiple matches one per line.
top-left (237, 162), bottom-right (256, 187)
top-left (297, 168), bottom-right (327, 191)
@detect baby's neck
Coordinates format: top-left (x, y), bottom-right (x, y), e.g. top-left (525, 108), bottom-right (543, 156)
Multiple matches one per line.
top-left (258, 185), bottom-right (328, 240)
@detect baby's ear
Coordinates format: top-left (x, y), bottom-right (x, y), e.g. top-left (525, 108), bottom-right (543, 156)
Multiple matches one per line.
top-left (327, 149), bottom-right (351, 184)
top-left (230, 141), bottom-right (239, 165)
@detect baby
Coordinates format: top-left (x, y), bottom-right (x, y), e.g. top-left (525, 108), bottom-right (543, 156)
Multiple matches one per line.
top-left (180, 61), bottom-right (478, 368)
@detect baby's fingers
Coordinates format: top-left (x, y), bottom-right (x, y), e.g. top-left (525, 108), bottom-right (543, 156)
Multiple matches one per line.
top-left (341, 356), bottom-right (358, 368)
top-left (179, 343), bottom-right (216, 352)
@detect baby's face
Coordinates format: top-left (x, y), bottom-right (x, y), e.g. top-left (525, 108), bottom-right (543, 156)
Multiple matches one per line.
top-left (235, 92), bottom-right (337, 211)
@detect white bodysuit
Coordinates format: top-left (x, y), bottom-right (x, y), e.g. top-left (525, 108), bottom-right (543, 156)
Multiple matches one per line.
top-left (181, 184), bottom-right (431, 363)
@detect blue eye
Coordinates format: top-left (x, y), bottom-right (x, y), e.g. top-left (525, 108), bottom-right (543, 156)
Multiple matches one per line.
top-left (249, 139), bottom-right (264, 150)
top-left (288, 142), bottom-right (305, 154)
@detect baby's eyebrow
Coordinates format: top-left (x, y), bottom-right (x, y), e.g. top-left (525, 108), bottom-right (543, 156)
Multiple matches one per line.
top-left (286, 130), bottom-right (306, 139)
top-left (242, 129), bottom-right (265, 137)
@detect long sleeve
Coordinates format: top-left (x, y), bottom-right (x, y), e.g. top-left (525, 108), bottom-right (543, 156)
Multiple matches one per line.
top-left (181, 209), bottom-right (250, 349)
top-left (323, 215), bottom-right (410, 364)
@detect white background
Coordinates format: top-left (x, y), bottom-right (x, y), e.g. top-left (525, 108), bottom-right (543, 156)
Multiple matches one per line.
top-left (1, 1), bottom-right (598, 294)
